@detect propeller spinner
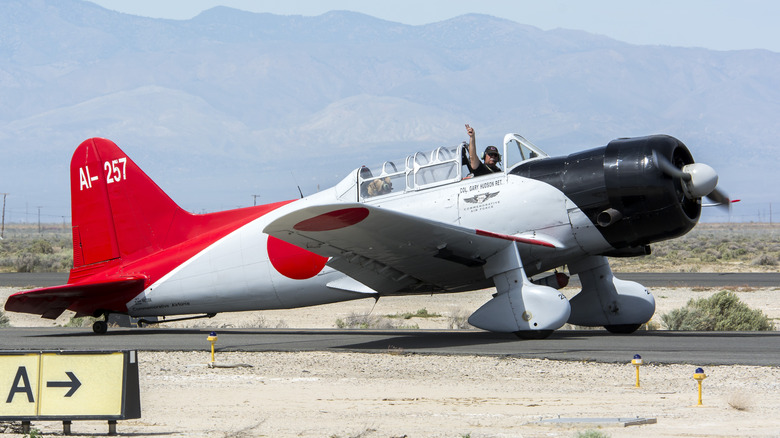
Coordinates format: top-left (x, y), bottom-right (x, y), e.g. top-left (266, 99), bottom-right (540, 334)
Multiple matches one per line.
top-left (652, 150), bottom-right (731, 209)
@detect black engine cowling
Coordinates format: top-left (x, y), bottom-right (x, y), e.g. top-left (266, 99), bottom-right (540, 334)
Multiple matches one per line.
top-left (511, 135), bottom-right (700, 250)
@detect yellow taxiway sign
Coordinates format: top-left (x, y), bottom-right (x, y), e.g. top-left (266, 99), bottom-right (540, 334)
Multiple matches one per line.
top-left (1, 350), bottom-right (140, 420)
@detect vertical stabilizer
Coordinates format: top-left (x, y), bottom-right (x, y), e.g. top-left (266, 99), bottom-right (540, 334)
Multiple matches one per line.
top-left (70, 138), bottom-right (183, 269)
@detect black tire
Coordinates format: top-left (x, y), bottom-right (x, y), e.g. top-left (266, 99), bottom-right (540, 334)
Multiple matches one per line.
top-left (92, 320), bottom-right (108, 334)
top-left (604, 324), bottom-right (641, 334)
top-left (514, 330), bottom-right (553, 340)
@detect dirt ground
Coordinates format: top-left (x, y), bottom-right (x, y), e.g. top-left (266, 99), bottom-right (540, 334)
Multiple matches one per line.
top-left (2, 285), bottom-right (779, 437)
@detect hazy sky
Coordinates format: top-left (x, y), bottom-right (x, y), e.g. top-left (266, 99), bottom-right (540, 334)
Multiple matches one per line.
top-left (89, 0), bottom-right (780, 52)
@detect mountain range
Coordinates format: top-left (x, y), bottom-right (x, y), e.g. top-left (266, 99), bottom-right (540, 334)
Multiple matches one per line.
top-left (1, 0), bottom-right (778, 222)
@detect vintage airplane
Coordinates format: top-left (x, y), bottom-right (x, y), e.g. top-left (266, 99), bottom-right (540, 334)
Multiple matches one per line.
top-left (4, 132), bottom-right (730, 337)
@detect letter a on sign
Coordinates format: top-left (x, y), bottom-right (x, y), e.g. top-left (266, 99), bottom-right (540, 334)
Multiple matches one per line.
top-left (1, 354), bottom-right (40, 416)
top-left (6, 366), bottom-right (34, 403)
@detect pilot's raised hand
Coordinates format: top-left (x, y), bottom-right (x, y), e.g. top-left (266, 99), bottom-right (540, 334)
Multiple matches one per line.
top-left (465, 124), bottom-right (479, 170)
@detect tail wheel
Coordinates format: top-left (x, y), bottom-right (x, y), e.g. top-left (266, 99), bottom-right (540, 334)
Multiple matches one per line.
top-left (92, 320), bottom-right (108, 334)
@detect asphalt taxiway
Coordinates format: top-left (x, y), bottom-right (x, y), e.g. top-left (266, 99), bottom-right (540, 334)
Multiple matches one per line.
top-left (2, 327), bottom-right (778, 366)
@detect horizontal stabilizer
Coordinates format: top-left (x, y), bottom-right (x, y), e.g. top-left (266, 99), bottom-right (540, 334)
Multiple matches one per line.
top-left (4, 276), bottom-right (147, 319)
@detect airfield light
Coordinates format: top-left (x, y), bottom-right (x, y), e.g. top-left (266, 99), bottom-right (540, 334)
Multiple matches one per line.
top-left (631, 354), bottom-right (643, 387)
top-left (693, 367), bottom-right (707, 406)
top-left (207, 331), bottom-right (218, 367)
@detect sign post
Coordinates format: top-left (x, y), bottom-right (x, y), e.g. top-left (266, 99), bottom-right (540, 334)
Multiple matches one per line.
top-left (1, 350), bottom-right (141, 435)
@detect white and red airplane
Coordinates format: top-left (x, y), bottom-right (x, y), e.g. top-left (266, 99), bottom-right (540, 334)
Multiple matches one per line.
top-left (5, 133), bottom-right (730, 337)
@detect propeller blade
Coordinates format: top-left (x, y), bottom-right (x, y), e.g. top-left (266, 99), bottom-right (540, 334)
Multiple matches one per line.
top-left (653, 149), bottom-right (731, 209)
top-left (652, 150), bottom-right (691, 182)
top-left (705, 187), bottom-right (731, 210)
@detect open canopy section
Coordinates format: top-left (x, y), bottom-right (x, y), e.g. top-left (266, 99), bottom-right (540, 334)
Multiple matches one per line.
top-left (333, 134), bottom-right (550, 202)
top-left (502, 134), bottom-right (549, 172)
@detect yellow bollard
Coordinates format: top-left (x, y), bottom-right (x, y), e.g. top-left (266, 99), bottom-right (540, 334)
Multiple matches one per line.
top-left (693, 367), bottom-right (707, 406)
top-left (631, 354), bottom-right (643, 387)
top-left (207, 331), bottom-right (218, 367)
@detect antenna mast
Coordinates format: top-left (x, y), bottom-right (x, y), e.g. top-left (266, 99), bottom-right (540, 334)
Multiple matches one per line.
top-left (0, 193), bottom-right (7, 239)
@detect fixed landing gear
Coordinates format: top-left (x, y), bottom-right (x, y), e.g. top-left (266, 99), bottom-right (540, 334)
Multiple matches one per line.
top-left (468, 243), bottom-right (571, 335)
top-left (91, 310), bottom-right (111, 334)
top-left (567, 256), bottom-right (655, 334)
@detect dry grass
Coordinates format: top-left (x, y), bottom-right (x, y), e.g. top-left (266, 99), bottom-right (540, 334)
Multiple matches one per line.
top-left (335, 312), bottom-right (401, 329)
top-left (661, 290), bottom-right (775, 331)
top-left (0, 223), bottom-right (72, 273)
top-left (609, 223), bottom-right (779, 273)
top-left (446, 308), bottom-right (474, 329)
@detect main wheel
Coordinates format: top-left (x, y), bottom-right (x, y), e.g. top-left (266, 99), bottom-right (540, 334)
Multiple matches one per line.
top-left (604, 324), bottom-right (641, 334)
top-left (92, 320), bottom-right (108, 334)
top-left (514, 330), bottom-right (553, 340)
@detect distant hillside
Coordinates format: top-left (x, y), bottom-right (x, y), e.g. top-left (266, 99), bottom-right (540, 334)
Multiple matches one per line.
top-left (1, 0), bottom-right (778, 219)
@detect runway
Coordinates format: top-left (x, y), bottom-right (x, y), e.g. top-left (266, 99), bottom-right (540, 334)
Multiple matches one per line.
top-left (2, 327), bottom-right (778, 366)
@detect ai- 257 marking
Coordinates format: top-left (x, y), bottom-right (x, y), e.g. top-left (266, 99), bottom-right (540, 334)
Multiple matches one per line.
top-left (79, 157), bottom-right (127, 190)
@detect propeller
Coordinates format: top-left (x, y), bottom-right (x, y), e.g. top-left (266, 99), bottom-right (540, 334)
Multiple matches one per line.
top-left (652, 150), bottom-right (731, 210)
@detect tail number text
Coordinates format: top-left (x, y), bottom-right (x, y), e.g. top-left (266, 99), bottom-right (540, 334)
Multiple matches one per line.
top-left (78, 157), bottom-right (127, 190)
top-left (104, 158), bottom-right (127, 184)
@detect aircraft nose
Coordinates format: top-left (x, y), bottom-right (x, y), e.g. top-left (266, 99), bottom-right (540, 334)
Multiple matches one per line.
top-left (512, 134), bottom-right (703, 249)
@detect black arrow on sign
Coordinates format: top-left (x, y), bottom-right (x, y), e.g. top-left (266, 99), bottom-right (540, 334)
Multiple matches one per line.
top-left (47, 371), bottom-right (81, 397)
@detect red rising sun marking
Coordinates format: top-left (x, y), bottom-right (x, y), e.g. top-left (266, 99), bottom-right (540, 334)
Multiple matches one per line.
top-left (293, 207), bottom-right (369, 232)
top-left (266, 236), bottom-right (328, 280)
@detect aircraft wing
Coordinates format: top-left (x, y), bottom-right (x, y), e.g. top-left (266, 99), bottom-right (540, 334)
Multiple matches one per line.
top-left (4, 276), bottom-right (147, 319)
top-left (264, 203), bottom-right (559, 294)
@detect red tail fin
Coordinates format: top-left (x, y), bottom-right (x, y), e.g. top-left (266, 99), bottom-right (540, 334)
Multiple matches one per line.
top-left (6, 138), bottom-right (290, 319)
top-left (70, 138), bottom-right (185, 269)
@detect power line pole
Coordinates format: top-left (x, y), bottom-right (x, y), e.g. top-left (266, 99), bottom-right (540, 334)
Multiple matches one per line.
top-left (1, 193), bottom-right (7, 239)
top-left (252, 195), bottom-right (261, 206)
top-left (37, 206), bottom-right (42, 233)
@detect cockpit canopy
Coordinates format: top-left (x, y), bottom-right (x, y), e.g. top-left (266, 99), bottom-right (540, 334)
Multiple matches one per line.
top-left (334, 134), bottom-right (548, 202)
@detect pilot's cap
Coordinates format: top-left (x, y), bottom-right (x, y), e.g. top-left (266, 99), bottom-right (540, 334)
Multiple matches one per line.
top-left (483, 145), bottom-right (501, 160)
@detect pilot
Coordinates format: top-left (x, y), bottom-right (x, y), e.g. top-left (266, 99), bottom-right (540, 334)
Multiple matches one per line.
top-left (465, 124), bottom-right (501, 176)
top-left (366, 177), bottom-right (392, 196)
